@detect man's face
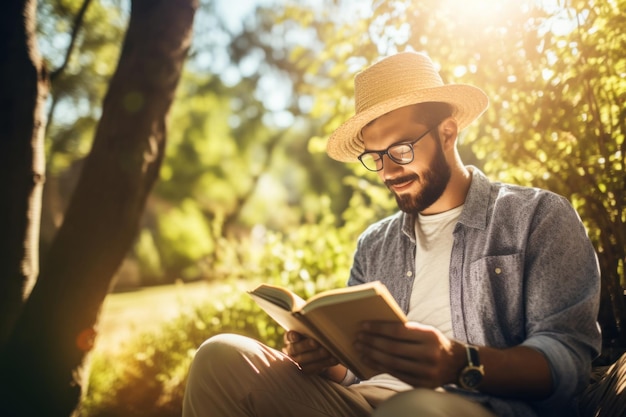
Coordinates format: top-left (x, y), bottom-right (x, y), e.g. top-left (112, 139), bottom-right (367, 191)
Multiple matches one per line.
top-left (361, 106), bottom-right (451, 214)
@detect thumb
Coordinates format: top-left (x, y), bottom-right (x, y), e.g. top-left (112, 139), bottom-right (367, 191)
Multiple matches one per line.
top-left (286, 331), bottom-right (302, 343)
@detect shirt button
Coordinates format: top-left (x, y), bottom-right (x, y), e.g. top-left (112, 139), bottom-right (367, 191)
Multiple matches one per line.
top-left (495, 267), bottom-right (502, 274)
top-left (407, 271), bottom-right (413, 277)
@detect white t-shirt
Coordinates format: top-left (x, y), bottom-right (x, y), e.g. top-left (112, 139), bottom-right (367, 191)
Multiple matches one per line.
top-left (358, 205), bottom-right (463, 390)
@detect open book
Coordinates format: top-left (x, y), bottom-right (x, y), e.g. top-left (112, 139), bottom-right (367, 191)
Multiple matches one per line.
top-left (248, 281), bottom-right (407, 380)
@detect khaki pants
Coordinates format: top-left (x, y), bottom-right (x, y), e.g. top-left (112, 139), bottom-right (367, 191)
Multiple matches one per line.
top-left (182, 333), bottom-right (496, 417)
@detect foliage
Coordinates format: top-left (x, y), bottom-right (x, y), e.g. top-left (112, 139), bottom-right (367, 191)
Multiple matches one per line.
top-left (461, 0), bottom-right (626, 343)
top-left (81, 286), bottom-right (252, 417)
top-left (33, 0), bottom-right (626, 413)
top-left (39, 0), bottom-right (128, 174)
top-left (39, 0), bottom-right (362, 283)
top-left (282, 0), bottom-right (626, 344)
top-left (82, 201), bottom-right (358, 416)
top-left (38, 0), bottom-right (626, 303)
top-left (2, 0), bottom-right (197, 415)
top-left (156, 199), bottom-right (215, 281)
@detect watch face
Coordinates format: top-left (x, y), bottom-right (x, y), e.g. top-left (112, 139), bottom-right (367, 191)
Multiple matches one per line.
top-left (461, 367), bottom-right (483, 388)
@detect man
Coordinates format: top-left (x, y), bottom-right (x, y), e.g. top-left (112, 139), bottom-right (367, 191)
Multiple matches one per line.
top-left (183, 51), bottom-right (601, 417)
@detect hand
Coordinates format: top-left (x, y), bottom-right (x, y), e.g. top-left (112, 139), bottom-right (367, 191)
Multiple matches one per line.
top-left (282, 331), bottom-right (339, 375)
top-left (355, 321), bottom-right (465, 388)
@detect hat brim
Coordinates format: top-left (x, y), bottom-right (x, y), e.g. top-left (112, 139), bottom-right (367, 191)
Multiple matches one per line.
top-left (327, 84), bottom-right (488, 162)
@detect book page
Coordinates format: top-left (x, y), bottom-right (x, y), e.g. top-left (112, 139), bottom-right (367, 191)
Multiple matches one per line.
top-left (249, 284), bottom-right (307, 311)
top-left (299, 284), bottom-right (407, 379)
top-left (301, 281), bottom-right (399, 313)
top-left (248, 293), bottom-right (316, 338)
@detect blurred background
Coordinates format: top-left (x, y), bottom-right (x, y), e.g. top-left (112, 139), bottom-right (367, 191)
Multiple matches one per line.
top-left (30, 0), bottom-right (626, 415)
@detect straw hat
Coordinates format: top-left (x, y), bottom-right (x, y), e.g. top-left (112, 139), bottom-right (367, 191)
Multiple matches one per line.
top-left (326, 51), bottom-right (489, 162)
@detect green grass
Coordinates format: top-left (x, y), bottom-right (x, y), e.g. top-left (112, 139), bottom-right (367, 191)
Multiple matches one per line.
top-left (83, 279), bottom-right (258, 417)
top-left (95, 280), bottom-right (246, 354)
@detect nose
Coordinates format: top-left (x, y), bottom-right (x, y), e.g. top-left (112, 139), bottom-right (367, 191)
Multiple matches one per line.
top-left (380, 154), bottom-right (404, 180)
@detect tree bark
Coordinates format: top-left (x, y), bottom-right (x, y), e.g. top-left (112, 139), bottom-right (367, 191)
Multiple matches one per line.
top-left (0, 0), bottom-right (48, 348)
top-left (0, 0), bottom-right (197, 415)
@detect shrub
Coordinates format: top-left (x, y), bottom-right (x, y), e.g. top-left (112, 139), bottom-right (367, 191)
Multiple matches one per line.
top-left (81, 286), bottom-right (264, 417)
top-left (156, 199), bottom-right (215, 280)
top-left (81, 203), bottom-right (359, 417)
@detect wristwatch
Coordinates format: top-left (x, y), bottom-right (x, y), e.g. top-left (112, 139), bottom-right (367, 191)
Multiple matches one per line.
top-left (458, 344), bottom-right (484, 389)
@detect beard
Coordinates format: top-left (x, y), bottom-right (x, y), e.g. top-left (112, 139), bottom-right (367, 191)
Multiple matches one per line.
top-left (385, 140), bottom-right (451, 214)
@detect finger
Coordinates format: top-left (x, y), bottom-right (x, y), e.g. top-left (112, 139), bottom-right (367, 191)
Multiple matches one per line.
top-left (356, 339), bottom-right (428, 369)
top-left (297, 355), bottom-right (338, 374)
top-left (283, 331), bottom-right (301, 354)
top-left (285, 336), bottom-right (322, 356)
top-left (284, 330), bottom-right (304, 343)
top-left (292, 347), bottom-right (338, 374)
top-left (360, 321), bottom-right (436, 342)
top-left (356, 331), bottom-right (432, 361)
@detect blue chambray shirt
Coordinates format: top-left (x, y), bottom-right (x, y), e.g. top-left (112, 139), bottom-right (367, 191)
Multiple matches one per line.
top-left (348, 167), bottom-right (601, 417)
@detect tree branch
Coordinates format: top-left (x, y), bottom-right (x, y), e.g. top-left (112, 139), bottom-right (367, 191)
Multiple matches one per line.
top-left (50, 0), bottom-right (93, 82)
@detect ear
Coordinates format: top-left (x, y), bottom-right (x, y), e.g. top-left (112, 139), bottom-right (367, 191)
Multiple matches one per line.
top-left (438, 118), bottom-right (458, 151)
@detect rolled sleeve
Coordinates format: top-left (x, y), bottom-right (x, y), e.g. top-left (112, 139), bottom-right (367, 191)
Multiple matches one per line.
top-left (523, 196), bottom-right (601, 411)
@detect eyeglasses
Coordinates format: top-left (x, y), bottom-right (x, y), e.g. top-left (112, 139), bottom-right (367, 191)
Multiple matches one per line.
top-left (357, 127), bottom-right (434, 172)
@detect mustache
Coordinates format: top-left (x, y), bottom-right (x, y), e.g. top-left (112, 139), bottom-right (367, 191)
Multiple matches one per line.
top-left (384, 173), bottom-right (419, 187)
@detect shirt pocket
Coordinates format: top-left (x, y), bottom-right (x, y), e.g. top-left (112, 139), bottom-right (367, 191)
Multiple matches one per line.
top-left (465, 253), bottom-right (525, 346)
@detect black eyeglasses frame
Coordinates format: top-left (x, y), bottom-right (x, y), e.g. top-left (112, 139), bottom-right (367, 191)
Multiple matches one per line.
top-left (357, 126), bottom-right (435, 172)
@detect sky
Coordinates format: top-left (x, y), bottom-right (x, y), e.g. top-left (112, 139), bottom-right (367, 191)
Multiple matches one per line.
top-left (215, 0), bottom-right (268, 32)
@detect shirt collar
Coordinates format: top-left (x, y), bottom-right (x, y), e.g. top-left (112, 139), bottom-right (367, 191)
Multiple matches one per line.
top-left (400, 166), bottom-right (492, 239)
top-left (457, 166), bottom-right (491, 231)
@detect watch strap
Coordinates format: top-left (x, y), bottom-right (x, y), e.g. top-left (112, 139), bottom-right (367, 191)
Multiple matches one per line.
top-left (458, 344), bottom-right (484, 389)
top-left (466, 344), bottom-right (480, 366)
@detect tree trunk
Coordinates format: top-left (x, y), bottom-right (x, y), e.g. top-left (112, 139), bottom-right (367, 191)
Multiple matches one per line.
top-left (0, 0), bottom-right (197, 415)
top-left (0, 0), bottom-right (48, 348)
